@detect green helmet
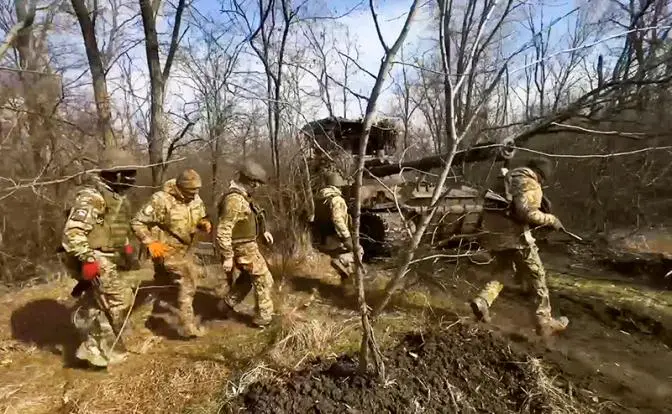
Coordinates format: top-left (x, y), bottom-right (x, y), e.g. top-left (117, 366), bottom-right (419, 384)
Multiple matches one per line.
top-left (99, 148), bottom-right (138, 172)
top-left (527, 157), bottom-right (554, 182)
top-left (325, 171), bottom-right (347, 187)
top-left (239, 159), bottom-right (268, 184)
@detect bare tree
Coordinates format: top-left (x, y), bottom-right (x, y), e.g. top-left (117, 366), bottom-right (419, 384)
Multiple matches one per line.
top-left (139, 0), bottom-right (188, 185)
top-left (226, 0), bottom-right (301, 179)
top-left (70, 0), bottom-right (116, 147)
top-left (0, 0), bottom-right (35, 61)
top-left (179, 17), bottom-right (243, 208)
top-left (349, 0), bottom-right (421, 381)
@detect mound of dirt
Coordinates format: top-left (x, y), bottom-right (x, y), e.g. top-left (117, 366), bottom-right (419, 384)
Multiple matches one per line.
top-left (236, 324), bottom-right (596, 413)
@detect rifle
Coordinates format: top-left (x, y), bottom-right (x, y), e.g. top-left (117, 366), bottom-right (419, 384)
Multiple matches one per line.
top-left (71, 277), bottom-right (122, 339)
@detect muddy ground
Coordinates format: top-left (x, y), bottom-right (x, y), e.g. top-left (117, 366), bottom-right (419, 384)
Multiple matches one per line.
top-left (1, 240), bottom-right (671, 413)
top-left (240, 323), bottom-right (600, 414)
top-left (231, 240), bottom-right (672, 414)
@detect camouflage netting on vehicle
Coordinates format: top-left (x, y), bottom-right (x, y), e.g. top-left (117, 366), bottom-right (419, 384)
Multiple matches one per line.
top-left (300, 117), bottom-right (402, 158)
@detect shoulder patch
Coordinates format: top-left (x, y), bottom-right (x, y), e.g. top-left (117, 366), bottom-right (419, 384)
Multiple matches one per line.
top-left (70, 208), bottom-right (89, 222)
top-left (143, 204), bottom-right (154, 215)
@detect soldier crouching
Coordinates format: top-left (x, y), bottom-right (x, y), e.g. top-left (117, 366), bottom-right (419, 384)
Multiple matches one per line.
top-left (131, 169), bottom-right (212, 338)
top-left (215, 160), bottom-right (276, 328)
top-left (62, 148), bottom-right (138, 368)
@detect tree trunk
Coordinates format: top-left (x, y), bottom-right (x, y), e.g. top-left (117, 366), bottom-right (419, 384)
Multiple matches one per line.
top-left (71, 0), bottom-right (115, 147)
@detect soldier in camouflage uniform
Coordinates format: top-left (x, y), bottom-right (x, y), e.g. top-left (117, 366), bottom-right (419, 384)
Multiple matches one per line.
top-left (215, 160), bottom-right (275, 327)
top-left (131, 169), bottom-right (212, 338)
top-left (313, 171), bottom-right (363, 285)
top-left (473, 157), bottom-right (569, 336)
top-left (62, 148), bottom-right (138, 368)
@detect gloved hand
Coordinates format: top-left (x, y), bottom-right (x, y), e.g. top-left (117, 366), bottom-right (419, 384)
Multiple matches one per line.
top-left (81, 260), bottom-right (100, 281)
top-left (263, 231), bottom-right (274, 245)
top-left (550, 217), bottom-right (565, 232)
top-left (341, 237), bottom-right (354, 252)
top-left (148, 241), bottom-right (170, 259)
top-left (222, 257), bottom-right (234, 272)
top-left (197, 219), bottom-right (212, 233)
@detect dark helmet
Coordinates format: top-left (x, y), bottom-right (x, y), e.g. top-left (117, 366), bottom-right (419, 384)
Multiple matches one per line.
top-left (238, 159), bottom-right (268, 184)
top-left (527, 157), bottom-right (554, 182)
top-left (98, 148), bottom-right (138, 172)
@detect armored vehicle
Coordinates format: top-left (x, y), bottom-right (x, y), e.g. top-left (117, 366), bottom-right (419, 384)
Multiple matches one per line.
top-left (299, 117), bottom-right (517, 260)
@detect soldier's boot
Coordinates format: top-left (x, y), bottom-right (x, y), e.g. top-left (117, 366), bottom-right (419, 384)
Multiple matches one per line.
top-left (105, 348), bottom-right (128, 364)
top-left (178, 321), bottom-right (208, 338)
top-left (252, 314), bottom-right (273, 328)
top-left (470, 297), bottom-right (491, 323)
top-left (536, 316), bottom-right (569, 337)
top-left (76, 341), bottom-right (108, 368)
top-left (217, 296), bottom-right (239, 319)
top-left (470, 280), bottom-right (503, 323)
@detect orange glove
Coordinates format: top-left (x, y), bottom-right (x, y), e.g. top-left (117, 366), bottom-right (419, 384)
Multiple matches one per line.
top-left (148, 241), bottom-right (170, 259)
top-left (197, 219), bottom-right (212, 233)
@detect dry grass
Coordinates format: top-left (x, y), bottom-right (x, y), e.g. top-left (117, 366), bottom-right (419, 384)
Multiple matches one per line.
top-left (524, 357), bottom-right (598, 414)
top-left (268, 310), bottom-right (358, 369)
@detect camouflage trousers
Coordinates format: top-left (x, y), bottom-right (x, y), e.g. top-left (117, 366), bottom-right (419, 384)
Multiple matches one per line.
top-left (475, 244), bottom-right (552, 320)
top-left (71, 251), bottom-right (133, 365)
top-left (317, 235), bottom-right (364, 283)
top-left (153, 251), bottom-right (203, 327)
top-left (222, 241), bottom-right (274, 324)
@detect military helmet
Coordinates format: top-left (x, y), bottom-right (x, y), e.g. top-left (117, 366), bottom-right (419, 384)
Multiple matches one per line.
top-left (176, 168), bottom-right (202, 190)
top-left (527, 157), bottom-right (554, 181)
top-left (98, 148), bottom-right (138, 172)
top-left (239, 159), bottom-right (268, 184)
top-left (325, 171), bottom-right (347, 187)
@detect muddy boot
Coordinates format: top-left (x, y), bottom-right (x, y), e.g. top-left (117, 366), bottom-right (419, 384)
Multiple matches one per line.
top-left (76, 342), bottom-right (108, 368)
top-left (217, 299), bottom-right (237, 319)
top-left (470, 297), bottom-right (491, 323)
top-left (178, 321), bottom-right (207, 338)
top-left (252, 315), bottom-right (272, 328)
top-left (105, 349), bottom-right (128, 365)
top-left (470, 281), bottom-right (503, 323)
top-left (536, 316), bottom-right (569, 337)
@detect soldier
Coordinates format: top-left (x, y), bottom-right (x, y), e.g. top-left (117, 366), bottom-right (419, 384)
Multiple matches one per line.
top-left (131, 169), bottom-right (212, 338)
top-left (472, 157), bottom-right (569, 337)
top-left (62, 148), bottom-right (137, 368)
top-left (312, 171), bottom-right (362, 286)
top-left (215, 160), bottom-right (275, 328)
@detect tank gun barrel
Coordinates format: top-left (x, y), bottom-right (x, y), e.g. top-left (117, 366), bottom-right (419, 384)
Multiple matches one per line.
top-left (365, 139), bottom-right (514, 177)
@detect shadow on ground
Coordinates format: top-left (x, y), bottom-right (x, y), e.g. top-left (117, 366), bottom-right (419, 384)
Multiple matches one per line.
top-left (131, 279), bottom-right (258, 339)
top-left (10, 298), bottom-right (82, 367)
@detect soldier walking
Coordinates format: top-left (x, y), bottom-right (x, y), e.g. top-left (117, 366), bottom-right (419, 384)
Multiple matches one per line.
top-left (215, 160), bottom-right (275, 328)
top-left (472, 157), bottom-right (569, 336)
top-left (131, 169), bottom-right (212, 338)
top-left (62, 148), bottom-right (138, 368)
top-left (312, 171), bottom-right (362, 286)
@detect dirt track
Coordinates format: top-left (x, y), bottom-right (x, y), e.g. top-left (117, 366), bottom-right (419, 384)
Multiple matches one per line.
top-left (0, 248), bottom-right (671, 413)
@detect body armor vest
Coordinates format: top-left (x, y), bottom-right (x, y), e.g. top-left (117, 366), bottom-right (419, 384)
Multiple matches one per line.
top-left (220, 187), bottom-right (262, 243)
top-left (87, 185), bottom-right (131, 251)
top-left (313, 194), bottom-right (338, 238)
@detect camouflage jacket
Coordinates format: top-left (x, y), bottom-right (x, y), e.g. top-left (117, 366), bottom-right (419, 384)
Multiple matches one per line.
top-left (506, 167), bottom-right (558, 228)
top-left (314, 186), bottom-right (350, 241)
top-left (62, 176), bottom-right (132, 262)
top-left (130, 179), bottom-right (207, 251)
top-left (480, 167), bottom-right (559, 250)
top-left (215, 181), bottom-right (264, 260)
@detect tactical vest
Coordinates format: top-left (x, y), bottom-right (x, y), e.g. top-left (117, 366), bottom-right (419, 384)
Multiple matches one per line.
top-left (220, 188), bottom-right (262, 243)
top-left (87, 185), bottom-right (131, 251)
top-left (313, 194), bottom-right (338, 238)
